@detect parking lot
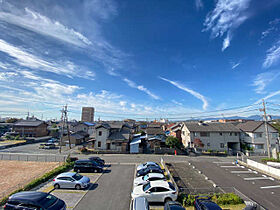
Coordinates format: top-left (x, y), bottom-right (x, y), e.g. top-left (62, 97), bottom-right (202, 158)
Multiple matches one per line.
top-left (190, 159), bottom-right (280, 210)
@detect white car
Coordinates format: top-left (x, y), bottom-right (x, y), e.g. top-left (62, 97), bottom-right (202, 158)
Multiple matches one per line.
top-left (134, 173), bottom-right (166, 187)
top-left (137, 162), bottom-right (159, 172)
top-left (131, 180), bottom-right (177, 203)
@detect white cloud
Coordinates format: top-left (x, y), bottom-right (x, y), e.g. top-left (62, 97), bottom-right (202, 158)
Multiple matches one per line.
top-left (159, 77), bottom-right (208, 110)
top-left (123, 78), bottom-right (160, 100)
top-left (195, 0), bottom-right (203, 10)
top-left (203, 0), bottom-right (251, 51)
top-left (231, 61), bottom-right (241, 69)
top-left (119, 101), bottom-right (127, 106)
top-left (0, 72), bottom-right (17, 81)
top-left (172, 100), bottom-right (183, 106)
top-left (0, 39), bottom-right (95, 80)
top-left (252, 71), bottom-right (280, 94)
top-left (0, 7), bottom-right (91, 47)
top-left (263, 41), bottom-right (280, 68)
top-left (260, 18), bottom-right (280, 41)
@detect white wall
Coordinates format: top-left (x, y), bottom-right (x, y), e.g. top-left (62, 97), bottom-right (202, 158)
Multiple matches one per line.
top-left (94, 127), bottom-right (109, 150)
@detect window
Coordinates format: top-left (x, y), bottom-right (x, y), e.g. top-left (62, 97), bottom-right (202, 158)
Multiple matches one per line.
top-left (220, 143), bottom-right (224, 148)
top-left (149, 187), bottom-right (156, 192)
top-left (254, 133), bottom-right (262, 138)
top-left (229, 132), bottom-right (232, 136)
top-left (219, 133), bottom-right (222, 136)
top-left (182, 131), bottom-right (185, 135)
top-left (98, 141), bottom-right (101, 147)
top-left (272, 133), bottom-right (279, 138)
top-left (98, 131), bottom-right (102, 136)
top-left (194, 132), bottom-right (198, 137)
top-left (254, 144), bottom-right (264, 149)
top-left (156, 187), bottom-right (168, 192)
top-left (207, 143), bottom-right (210, 147)
top-left (200, 132), bottom-right (210, 137)
top-left (235, 132), bottom-right (238, 136)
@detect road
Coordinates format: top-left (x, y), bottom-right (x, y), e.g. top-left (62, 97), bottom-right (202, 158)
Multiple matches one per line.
top-left (75, 164), bottom-right (135, 210)
top-left (190, 159), bottom-right (280, 210)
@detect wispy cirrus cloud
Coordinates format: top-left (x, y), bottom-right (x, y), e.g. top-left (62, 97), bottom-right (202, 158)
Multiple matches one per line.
top-left (263, 41), bottom-right (280, 68)
top-left (260, 18), bottom-right (280, 42)
top-left (252, 71), bottom-right (280, 94)
top-left (123, 78), bottom-right (160, 100)
top-left (231, 61), bottom-right (241, 69)
top-left (0, 7), bottom-right (91, 47)
top-left (203, 0), bottom-right (251, 51)
top-left (0, 39), bottom-right (95, 80)
top-left (195, 0), bottom-right (203, 10)
top-left (159, 77), bottom-right (208, 110)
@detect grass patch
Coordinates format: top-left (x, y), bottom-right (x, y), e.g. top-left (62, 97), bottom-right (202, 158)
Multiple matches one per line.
top-left (261, 158), bottom-right (280, 163)
top-left (0, 161), bottom-right (74, 206)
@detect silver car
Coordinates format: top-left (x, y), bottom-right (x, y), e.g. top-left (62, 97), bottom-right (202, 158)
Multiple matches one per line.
top-left (53, 172), bottom-right (90, 190)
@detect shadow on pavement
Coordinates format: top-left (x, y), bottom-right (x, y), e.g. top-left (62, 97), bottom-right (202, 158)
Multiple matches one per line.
top-left (103, 169), bottom-right (111, 173)
top-left (88, 183), bottom-right (98, 191)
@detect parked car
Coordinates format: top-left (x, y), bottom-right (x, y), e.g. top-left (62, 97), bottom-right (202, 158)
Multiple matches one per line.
top-left (4, 191), bottom-right (66, 210)
top-left (131, 196), bottom-right (150, 210)
top-left (136, 166), bottom-right (164, 177)
top-left (134, 173), bottom-right (166, 187)
top-left (88, 157), bottom-right (105, 165)
top-left (39, 143), bottom-right (56, 149)
top-left (53, 172), bottom-right (90, 190)
top-left (137, 162), bottom-right (160, 172)
top-left (164, 201), bottom-right (185, 210)
top-left (74, 159), bottom-right (103, 173)
top-left (131, 180), bottom-right (177, 203)
top-left (194, 196), bottom-right (222, 210)
top-left (48, 138), bottom-right (58, 143)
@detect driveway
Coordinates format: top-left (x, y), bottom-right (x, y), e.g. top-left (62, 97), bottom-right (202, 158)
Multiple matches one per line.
top-left (75, 164), bottom-right (135, 210)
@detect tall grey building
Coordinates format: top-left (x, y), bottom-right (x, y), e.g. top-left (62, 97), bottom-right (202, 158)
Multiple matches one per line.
top-left (81, 107), bottom-right (94, 122)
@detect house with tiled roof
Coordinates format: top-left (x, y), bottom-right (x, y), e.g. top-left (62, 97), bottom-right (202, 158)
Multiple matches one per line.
top-left (236, 121), bottom-right (279, 154)
top-left (181, 122), bottom-right (241, 152)
top-left (13, 119), bottom-right (48, 137)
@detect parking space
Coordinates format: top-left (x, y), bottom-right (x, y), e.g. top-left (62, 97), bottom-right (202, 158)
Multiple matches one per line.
top-left (190, 159), bottom-right (280, 210)
top-left (35, 171), bottom-right (103, 209)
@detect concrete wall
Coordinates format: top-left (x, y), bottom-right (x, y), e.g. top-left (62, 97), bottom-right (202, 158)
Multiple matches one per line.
top-left (94, 127), bottom-right (109, 150)
top-left (247, 159), bottom-right (280, 179)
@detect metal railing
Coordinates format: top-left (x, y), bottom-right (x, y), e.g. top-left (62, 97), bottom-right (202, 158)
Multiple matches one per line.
top-left (0, 152), bottom-right (67, 162)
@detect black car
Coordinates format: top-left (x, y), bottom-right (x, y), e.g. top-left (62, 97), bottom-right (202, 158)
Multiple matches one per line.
top-left (4, 191), bottom-right (66, 210)
top-left (136, 166), bottom-right (164, 177)
top-left (164, 201), bottom-right (185, 210)
top-left (194, 196), bottom-right (222, 210)
top-left (74, 159), bottom-right (103, 173)
top-left (88, 157), bottom-right (105, 165)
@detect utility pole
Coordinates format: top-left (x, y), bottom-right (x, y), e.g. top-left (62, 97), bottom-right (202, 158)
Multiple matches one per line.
top-left (260, 99), bottom-right (271, 158)
top-left (59, 105), bottom-right (71, 153)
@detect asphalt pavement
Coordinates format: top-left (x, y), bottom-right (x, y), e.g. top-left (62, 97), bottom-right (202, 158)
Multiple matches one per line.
top-left (190, 159), bottom-right (280, 210)
top-left (74, 164), bottom-right (135, 210)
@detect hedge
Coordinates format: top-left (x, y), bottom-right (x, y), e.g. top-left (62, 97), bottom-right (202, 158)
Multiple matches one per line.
top-left (178, 193), bottom-right (244, 207)
top-left (261, 158), bottom-right (280, 163)
top-left (0, 161), bottom-right (74, 206)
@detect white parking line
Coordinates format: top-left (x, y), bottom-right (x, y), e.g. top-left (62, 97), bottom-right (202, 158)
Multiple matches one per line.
top-left (213, 161), bottom-right (234, 164)
top-left (231, 171), bottom-right (258, 174)
top-left (220, 166), bottom-right (240, 168)
top-left (260, 185), bottom-right (280, 189)
top-left (244, 177), bottom-right (273, 181)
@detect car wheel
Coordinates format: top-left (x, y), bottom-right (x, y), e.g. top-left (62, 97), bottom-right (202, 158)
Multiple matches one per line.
top-left (75, 184), bottom-right (81, 190)
top-left (54, 184), bottom-right (60, 189)
top-left (164, 197), bottom-right (172, 203)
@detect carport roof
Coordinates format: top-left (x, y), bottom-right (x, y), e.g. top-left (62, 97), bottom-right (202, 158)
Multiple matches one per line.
top-left (183, 122), bottom-right (240, 132)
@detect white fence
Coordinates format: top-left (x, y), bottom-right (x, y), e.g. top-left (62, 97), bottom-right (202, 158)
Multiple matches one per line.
top-left (247, 159), bottom-right (280, 179)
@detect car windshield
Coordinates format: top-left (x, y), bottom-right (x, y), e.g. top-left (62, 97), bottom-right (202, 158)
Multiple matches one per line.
top-left (143, 183), bottom-right (151, 192)
top-left (143, 175), bottom-right (149, 181)
top-left (38, 194), bottom-right (57, 209)
top-left (72, 173), bottom-right (83, 180)
top-left (168, 182), bottom-right (176, 191)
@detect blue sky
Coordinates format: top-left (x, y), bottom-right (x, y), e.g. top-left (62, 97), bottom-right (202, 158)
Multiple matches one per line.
top-left (0, 0), bottom-right (280, 120)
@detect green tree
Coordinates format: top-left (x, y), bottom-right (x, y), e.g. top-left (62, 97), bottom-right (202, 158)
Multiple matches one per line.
top-left (5, 118), bottom-right (18, 123)
top-left (165, 136), bottom-right (181, 148)
top-left (272, 120), bottom-right (280, 135)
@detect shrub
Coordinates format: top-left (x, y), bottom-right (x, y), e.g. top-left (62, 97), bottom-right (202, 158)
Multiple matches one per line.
top-left (180, 193), bottom-right (243, 207)
top-left (80, 147), bottom-right (88, 153)
top-left (261, 158), bottom-right (280, 163)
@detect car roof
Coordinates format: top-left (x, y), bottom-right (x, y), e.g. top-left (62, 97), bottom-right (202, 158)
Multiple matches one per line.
top-left (75, 159), bottom-right (92, 162)
top-left (9, 191), bottom-right (48, 203)
top-left (147, 173), bottom-right (164, 178)
top-left (145, 161), bottom-right (157, 165)
top-left (149, 180), bottom-right (170, 188)
top-left (56, 172), bottom-right (76, 177)
top-left (200, 200), bottom-right (222, 209)
top-left (133, 196), bottom-right (149, 209)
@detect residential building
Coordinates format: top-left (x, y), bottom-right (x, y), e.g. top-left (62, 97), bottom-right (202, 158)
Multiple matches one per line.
top-left (81, 107), bottom-right (94, 122)
top-left (61, 131), bottom-right (88, 146)
top-left (13, 119), bottom-right (48, 137)
top-left (168, 123), bottom-right (182, 143)
top-left (72, 122), bottom-right (95, 136)
top-left (237, 121), bottom-right (279, 154)
top-left (181, 122), bottom-right (241, 152)
top-left (93, 122), bottom-right (131, 152)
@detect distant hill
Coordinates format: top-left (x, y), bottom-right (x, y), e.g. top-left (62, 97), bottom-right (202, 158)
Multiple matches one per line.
top-left (187, 115), bottom-right (280, 122)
